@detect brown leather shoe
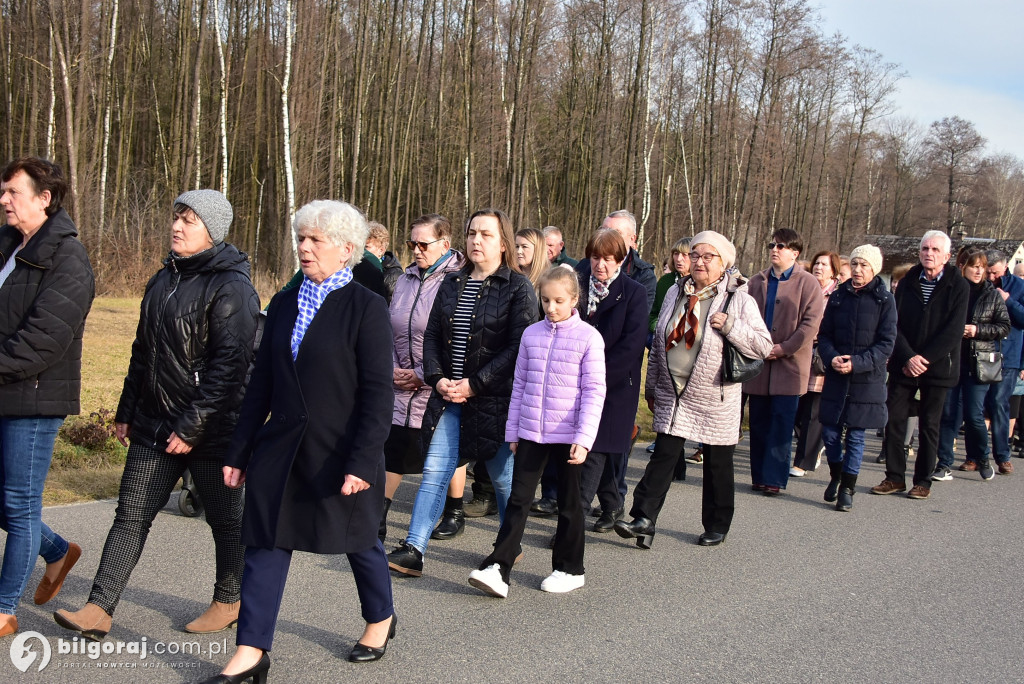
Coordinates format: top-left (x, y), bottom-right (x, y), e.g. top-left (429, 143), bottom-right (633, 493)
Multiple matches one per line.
top-left (959, 461), bottom-right (978, 472)
top-left (870, 480), bottom-right (907, 495)
top-left (53, 603), bottom-right (111, 641)
top-left (184, 600), bottom-right (240, 634)
top-left (0, 614), bottom-right (17, 638)
top-left (34, 542), bottom-right (82, 605)
top-left (998, 461), bottom-right (1014, 475)
top-left (907, 484), bottom-right (931, 499)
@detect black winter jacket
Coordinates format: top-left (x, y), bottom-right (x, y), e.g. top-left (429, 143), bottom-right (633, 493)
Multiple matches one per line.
top-left (421, 264), bottom-right (538, 461)
top-left (961, 280), bottom-right (1010, 380)
top-left (115, 243), bottom-right (260, 455)
top-left (889, 263), bottom-right (969, 388)
top-left (817, 276), bottom-right (897, 429)
top-left (0, 210), bottom-right (95, 416)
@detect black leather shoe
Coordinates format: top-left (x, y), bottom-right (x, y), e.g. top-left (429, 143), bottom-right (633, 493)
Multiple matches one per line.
top-left (387, 541), bottom-right (423, 577)
top-left (613, 517), bottom-right (655, 549)
top-left (697, 531), bottom-right (727, 546)
top-left (430, 508), bottom-right (465, 540)
top-left (378, 498), bottom-right (392, 542)
top-left (593, 507), bottom-right (623, 533)
top-left (348, 614), bottom-right (397, 663)
top-left (530, 497), bottom-right (557, 517)
top-left (464, 493), bottom-right (497, 517)
top-left (198, 652), bottom-right (270, 683)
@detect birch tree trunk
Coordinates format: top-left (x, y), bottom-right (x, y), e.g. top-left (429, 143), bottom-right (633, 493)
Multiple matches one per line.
top-left (282, 0), bottom-right (297, 269)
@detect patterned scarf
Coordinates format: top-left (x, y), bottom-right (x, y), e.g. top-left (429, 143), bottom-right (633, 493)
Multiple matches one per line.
top-left (666, 276), bottom-right (722, 351)
top-left (587, 267), bottom-right (621, 317)
top-left (291, 267), bottom-right (353, 360)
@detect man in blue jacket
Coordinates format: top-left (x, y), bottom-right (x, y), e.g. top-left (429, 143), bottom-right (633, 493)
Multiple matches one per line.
top-left (985, 250), bottom-right (1024, 473)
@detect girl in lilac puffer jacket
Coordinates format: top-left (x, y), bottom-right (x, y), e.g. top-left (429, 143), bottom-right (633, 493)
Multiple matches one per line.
top-left (468, 267), bottom-right (606, 598)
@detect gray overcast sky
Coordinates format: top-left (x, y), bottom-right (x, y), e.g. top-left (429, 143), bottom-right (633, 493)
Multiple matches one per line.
top-left (815, 0), bottom-right (1024, 157)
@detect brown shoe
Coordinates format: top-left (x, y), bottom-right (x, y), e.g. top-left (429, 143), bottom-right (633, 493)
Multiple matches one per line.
top-left (998, 461), bottom-right (1014, 475)
top-left (34, 542), bottom-right (82, 605)
top-left (183, 600), bottom-right (240, 634)
top-left (958, 461), bottom-right (978, 472)
top-left (54, 603), bottom-right (111, 641)
top-left (0, 614), bottom-right (17, 638)
top-left (907, 485), bottom-right (931, 499)
top-left (870, 480), bottom-right (906, 495)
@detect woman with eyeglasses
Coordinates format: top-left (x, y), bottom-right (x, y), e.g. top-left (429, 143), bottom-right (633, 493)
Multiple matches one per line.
top-left (615, 231), bottom-right (772, 548)
top-left (378, 215), bottom-right (468, 543)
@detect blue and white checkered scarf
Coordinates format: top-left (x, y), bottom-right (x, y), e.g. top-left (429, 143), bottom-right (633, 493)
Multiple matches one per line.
top-left (290, 267), bottom-right (353, 360)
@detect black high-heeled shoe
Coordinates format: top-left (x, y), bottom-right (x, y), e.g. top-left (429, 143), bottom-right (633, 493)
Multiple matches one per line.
top-left (198, 652), bottom-right (270, 684)
top-left (612, 517), bottom-right (655, 549)
top-left (348, 613), bottom-right (397, 663)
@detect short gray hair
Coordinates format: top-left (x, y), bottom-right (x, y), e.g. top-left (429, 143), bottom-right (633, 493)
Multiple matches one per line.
top-left (985, 249), bottom-right (1007, 266)
top-left (920, 230), bottom-right (951, 254)
top-left (542, 226), bottom-right (563, 240)
top-left (604, 209), bottom-right (637, 236)
top-left (293, 200), bottom-right (368, 269)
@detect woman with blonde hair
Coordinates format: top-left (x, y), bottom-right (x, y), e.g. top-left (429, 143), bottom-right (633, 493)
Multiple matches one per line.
top-left (515, 227), bottom-right (549, 288)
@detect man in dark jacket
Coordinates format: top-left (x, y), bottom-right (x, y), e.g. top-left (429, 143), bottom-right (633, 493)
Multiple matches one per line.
top-left (872, 231), bottom-right (969, 500)
top-left (574, 210), bottom-right (657, 309)
top-left (984, 250), bottom-right (1024, 472)
top-left (543, 226), bottom-right (578, 268)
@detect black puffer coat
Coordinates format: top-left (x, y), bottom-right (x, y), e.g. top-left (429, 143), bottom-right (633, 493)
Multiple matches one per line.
top-left (420, 264), bottom-right (537, 461)
top-left (0, 209), bottom-right (94, 416)
top-left (961, 279), bottom-right (1010, 380)
top-left (115, 243), bottom-right (260, 455)
top-left (817, 276), bottom-right (897, 429)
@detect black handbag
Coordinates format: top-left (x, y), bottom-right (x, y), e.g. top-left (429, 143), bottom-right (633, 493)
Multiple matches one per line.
top-left (973, 350), bottom-right (1003, 384)
top-left (721, 291), bottom-right (764, 383)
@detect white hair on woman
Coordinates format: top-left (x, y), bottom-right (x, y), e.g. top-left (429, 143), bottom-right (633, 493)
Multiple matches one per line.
top-left (293, 200), bottom-right (369, 269)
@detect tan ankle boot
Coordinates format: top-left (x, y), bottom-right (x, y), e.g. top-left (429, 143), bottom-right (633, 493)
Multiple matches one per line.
top-left (53, 603), bottom-right (111, 641)
top-left (184, 600), bottom-right (240, 634)
top-left (0, 614), bottom-right (17, 638)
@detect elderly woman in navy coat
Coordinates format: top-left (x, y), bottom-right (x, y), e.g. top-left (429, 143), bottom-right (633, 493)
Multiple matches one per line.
top-left (205, 201), bottom-right (396, 684)
top-left (817, 245), bottom-right (897, 511)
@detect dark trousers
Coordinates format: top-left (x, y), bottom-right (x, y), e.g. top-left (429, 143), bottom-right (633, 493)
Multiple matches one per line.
top-left (237, 542), bottom-right (394, 651)
top-left (89, 444), bottom-right (243, 614)
top-left (629, 434), bottom-right (736, 534)
top-left (540, 449), bottom-right (624, 514)
top-left (481, 440), bottom-right (584, 583)
top-left (747, 394), bottom-right (800, 489)
top-left (792, 391), bottom-right (824, 470)
top-left (884, 382), bottom-right (949, 488)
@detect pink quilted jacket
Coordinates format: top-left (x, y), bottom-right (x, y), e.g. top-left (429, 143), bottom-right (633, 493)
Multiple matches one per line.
top-left (505, 311), bottom-right (607, 450)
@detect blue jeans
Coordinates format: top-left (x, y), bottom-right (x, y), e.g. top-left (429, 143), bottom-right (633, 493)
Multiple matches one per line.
top-left (821, 423), bottom-right (866, 475)
top-left (747, 395), bottom-right (800, 489)
top-left (0, 416), bottom-right (69, 614)
top-left (985, 371), bottom-right (1016, 464)
top-left (939, 380), bottom-right (990, 468)
top-left (405, 404), bottom-right (512, 553)
top-left (937, 385), bottom-right (963, 470)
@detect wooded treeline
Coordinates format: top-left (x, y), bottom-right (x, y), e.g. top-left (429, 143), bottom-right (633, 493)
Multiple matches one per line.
top-left (1, 0), bottom-right (1021, 291)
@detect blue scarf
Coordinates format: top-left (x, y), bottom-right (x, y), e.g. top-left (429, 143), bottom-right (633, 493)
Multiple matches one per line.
top-left (290, 267), bottom-right (353, 360)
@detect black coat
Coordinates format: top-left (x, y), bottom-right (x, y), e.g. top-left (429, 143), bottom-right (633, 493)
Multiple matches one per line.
top-left (420, 264), bottom-right (537, 461)
top-left (0, 209), bottom-right (94, 416)
top-left (817, 276), bottom-right (897, 429)
top-left (381, 251), bottom-right (403, 303)
top-left (115, 243), bottom-right (260, 454)
top-left (961, 280), bottom-right (1010, 378)
top-left (224, 283), bottom-right (394, 554)
top-left (577, 271), bottom-right (650, 453)
top-left (889, 263), bottom-right (969, 388)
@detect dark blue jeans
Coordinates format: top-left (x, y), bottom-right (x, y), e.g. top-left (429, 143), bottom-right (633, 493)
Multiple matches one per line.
top-left (747, 395), bottom-right (800, 489)
top-left (985, 370), bottom-right (1016, 464)
top-left (937, 384), bottom-right (963, 470)
top-left (939, 379), bottom-right (991, 467)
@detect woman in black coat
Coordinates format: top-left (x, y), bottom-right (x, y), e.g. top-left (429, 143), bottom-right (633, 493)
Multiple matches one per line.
top-left (816, 245), bottom-right (896, 511)
top-left (206, 201), bottom-right (396, 684)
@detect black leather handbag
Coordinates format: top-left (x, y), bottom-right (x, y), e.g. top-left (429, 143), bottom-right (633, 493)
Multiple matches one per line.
top-left (721, 291), bottom-right (764, 383)
top-left (973, 350), bottom-right (1003, 384)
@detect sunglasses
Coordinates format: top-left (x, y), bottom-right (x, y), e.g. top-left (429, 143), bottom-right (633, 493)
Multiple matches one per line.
top-left (406, 238), bottom-right (444, 251)
top-left (767, 242), bottom-right (790, 250)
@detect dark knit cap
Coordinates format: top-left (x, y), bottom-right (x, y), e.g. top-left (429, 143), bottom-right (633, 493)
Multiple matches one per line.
top-left (174, 189), bottom-right (233, 244)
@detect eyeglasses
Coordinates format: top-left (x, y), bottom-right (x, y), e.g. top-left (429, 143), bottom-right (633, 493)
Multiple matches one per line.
top-left (406, 238), bottom-right (444, 251)
top-left (689, 252), bottom-right (721, 264)
top-left (767, 242), bottom-right (790, 250)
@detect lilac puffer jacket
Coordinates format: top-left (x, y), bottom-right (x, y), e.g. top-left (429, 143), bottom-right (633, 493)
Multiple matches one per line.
top-left (389, 250), bottom-right (467, 428)
top-left (505, 311), bottom-right (606, 450)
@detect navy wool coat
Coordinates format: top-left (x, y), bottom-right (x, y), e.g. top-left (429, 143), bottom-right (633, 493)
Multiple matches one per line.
top-left (223, 282), bottom-right (394, 554)
top-left (817, 276), bottom-right (897, 429)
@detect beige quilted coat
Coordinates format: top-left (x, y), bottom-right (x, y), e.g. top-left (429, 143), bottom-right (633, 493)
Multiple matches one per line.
top-left (646, 273), bottom-right (773, 446)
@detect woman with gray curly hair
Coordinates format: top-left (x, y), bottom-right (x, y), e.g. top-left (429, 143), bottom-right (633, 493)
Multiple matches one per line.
top-left (205, 200), bottom-right (396, 683)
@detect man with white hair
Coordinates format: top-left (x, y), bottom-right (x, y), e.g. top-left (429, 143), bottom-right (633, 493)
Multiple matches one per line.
top-left (543, 226), bottom-right (578, 268)
top-left (575, 210), bottom-right (657, 308)
top-left (872, 230), bottom-right (968, 500)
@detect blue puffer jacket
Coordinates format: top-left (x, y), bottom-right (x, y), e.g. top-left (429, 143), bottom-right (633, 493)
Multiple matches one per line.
top-left (817, 276), bottom-right (897, 429)
top-left (997, 273), bottom-right (1024, 370)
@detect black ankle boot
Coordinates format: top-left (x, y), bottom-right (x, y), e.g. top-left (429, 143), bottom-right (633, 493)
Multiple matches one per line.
top-left (836, 472), bottom-right (857, 512)
top-left (824, 461), bottom-right (843, 502)
top-left (378, 498), bottom-right (392, 542)
top-left (431, 497), bottom-right (465, 540)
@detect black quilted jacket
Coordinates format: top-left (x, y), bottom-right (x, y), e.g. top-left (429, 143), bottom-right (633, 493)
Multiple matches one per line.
top-left (420, 264), bottom-right (538, 461)
top-left (115, 243), bottom-right (260, 455)
top-left (961, 279), bottom-right (1010, 377)
top-left (0, 210), bottom-right (95, 416)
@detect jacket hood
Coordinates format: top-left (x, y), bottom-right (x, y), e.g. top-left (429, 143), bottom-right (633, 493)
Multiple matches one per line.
top-left (541, 309), bottom-right (586, 332)
top-left (163, 241), bottom-right (251, 278)
top-left (1, 208), bottom-right (79, 269)
top-left (402, 249), bottom-right (467, 277)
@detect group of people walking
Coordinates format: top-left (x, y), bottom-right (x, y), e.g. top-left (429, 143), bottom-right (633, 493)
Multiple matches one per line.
top-left (0, 154), bottom-right (1022, 684)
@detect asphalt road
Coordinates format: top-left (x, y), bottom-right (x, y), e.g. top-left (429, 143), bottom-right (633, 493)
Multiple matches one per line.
top-left (3, 434), bottom-right (1024, 683)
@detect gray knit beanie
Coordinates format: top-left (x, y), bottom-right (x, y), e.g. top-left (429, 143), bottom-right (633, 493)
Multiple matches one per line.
top-left (174, 189), bottom-right (233, 244)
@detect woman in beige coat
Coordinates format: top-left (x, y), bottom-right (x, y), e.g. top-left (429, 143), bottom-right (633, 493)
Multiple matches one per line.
top-left (614, 231), bottom-right (772, 548)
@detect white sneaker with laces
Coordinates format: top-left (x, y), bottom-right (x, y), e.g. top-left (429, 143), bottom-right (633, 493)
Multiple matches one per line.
top-left (789, 467), bottom-right (806, 477)
top-left (931, 467), bottom-right (953, 482)
top-left (540, 570), bottom-right (585, 594)
top-left (468, 564), bottom-right (508, 598)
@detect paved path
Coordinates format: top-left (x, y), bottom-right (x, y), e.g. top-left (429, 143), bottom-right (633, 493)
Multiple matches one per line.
top-left (3, 435), bottom-right (1024, 683)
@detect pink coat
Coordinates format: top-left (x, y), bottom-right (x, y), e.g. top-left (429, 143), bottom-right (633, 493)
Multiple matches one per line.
top-left (505, 311), bottom-right (606, 450)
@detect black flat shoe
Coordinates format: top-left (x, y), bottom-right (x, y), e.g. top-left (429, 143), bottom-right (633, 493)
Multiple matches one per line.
top-left (387, 540), bottom-right (423, 577)
top-left (697, 531), bottom-right (726, 546)
top-left (430, 508), bottom-right (465, 540)
top-left (593, 507), bottom-right (623, 533)
top-left (348, 613), bottom-right (397, 663)
top-left (612, 517), bottom-right (655, 549)
top-left (198, 652), bottom-right (270, 683)
top-left (529, 497), bottom-right (557, 517)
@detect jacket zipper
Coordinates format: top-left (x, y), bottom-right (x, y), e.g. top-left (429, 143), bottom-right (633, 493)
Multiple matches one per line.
top-left (403, 274), bottom-right (430, 427)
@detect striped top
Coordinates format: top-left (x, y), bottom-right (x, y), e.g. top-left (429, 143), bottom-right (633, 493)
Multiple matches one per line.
top-left (450, 279), bottom-right (483, 379)
top-left (919, 269), bottom-right (943, 304)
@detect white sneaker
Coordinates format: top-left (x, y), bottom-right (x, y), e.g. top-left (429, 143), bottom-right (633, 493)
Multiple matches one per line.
top-left (468, 564), bottom-right (508, 598)
top-left (540, 570), bottom-right (585, 593)
top-left (815, 446), bottom-right (825, 470)
top-left (789, 467), bottom-right (806, 477)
